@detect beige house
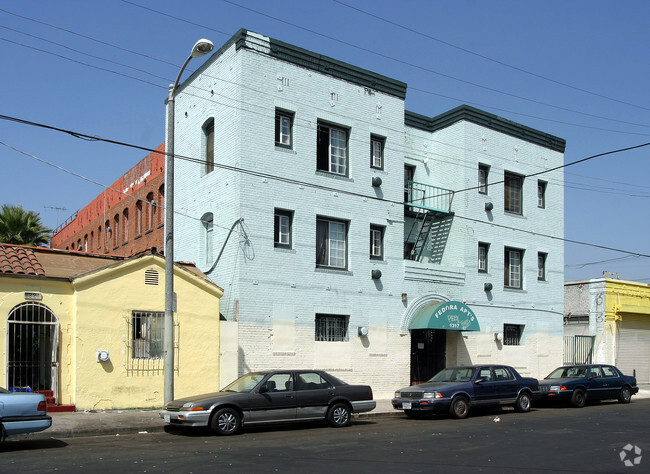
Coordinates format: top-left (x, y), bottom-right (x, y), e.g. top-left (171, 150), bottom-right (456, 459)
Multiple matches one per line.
top-left (0, 244), bottom-right (223, 410)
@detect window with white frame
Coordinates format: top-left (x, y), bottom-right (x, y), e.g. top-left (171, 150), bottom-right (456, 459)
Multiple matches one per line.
top-left (503, 323), bottom-right (524, 346)
top-left (204, 118), bottom-right (215, 174)
top-left (315, 314), bottom-right (349, 342)
top-left (275, 110), bottom-right (293, 148)
top-left (478, 164), bottom-right (489, 194)
top-left (317, 122), bottom-right (348, 176)
top-left (504, 247), bottom-right (523, 289)
top-left (478, 242), bottom-right (489, 272)
top-left (537, 180), bottom-right (547, 208)
top-left (370, 225), bottom-right (384, 260)
top-left (316, 217), bottom-right (347, 269)
top-left (274, 209), bottom-right (293, 248)
top-left (132, 311), bottom-right (164, 359)
top-left (538, 252), bottom-right (547, 281)
top-left (370, 135), bottom-right (385, 169)
top-left (504, 171), bottom-right (523, 214)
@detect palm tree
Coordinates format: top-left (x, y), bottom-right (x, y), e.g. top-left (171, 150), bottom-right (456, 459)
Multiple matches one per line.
top-left (0, 204), bottom-right (52, 246)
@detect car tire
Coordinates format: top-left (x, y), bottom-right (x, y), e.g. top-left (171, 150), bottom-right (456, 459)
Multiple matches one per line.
top-left (210, 407), bottom-right (241, 435)
top-left (405, 409), bottom-right (425, 419)
top-left (449, 396), bottom-right (469, 419)
top-left (515, 392), bottom-right (531, 412)
top-left (570, 389), bottom-right (586, 408)
top-left (327, 403), bottom-right (351, 428)
top-left (618, 386), bottom-right (632, 404)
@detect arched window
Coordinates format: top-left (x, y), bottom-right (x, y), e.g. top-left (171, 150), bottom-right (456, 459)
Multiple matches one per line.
top-left (90, 231), bottom-right (94, 251)
top-left (201, 212), bottom-right (214, 265)
top-left (146, 192), bottom-right (155, 231)
top-left (113, 214), bottom-right (120, 248)
top-left (84, 234), bottom-right (88, 252)
top-left (105, 220), bottom-right (111, 251)
top-left (136, 200), bottom-right (143, 235)
top-left (158, 185), bottom-right (165, 226)
top-left (203, 118), bottom-right (215, 174)
top-left (123, 208), bottom-right (129, 242)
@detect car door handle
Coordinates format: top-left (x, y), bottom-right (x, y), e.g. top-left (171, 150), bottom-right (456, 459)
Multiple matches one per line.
top-left (285, 395), bottom-right (294, 398)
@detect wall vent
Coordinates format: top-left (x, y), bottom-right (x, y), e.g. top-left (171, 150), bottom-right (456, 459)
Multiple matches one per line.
top-left (145, 269), bottom-right (159, 286)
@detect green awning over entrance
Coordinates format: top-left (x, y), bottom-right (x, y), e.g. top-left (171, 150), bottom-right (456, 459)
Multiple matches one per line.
top-left (408, 300), bottom-right (480, 331)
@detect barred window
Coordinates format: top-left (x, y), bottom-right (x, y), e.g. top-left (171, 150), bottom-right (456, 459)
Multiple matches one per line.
top-left (315, 314), bottom-right (348, 342)
top-left (132, 311), bottom-right (164, 359)
top-left (503, 324), bottom-right (523, 346)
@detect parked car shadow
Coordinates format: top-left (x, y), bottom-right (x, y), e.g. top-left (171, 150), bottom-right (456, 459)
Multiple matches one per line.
top-left (396, 404), bottom-right (535, 420)
top-left (0, 438), bottom-right (68, 452)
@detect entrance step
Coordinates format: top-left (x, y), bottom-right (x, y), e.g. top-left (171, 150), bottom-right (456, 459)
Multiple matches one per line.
top-left (47, 404), bottom-right (76, 413)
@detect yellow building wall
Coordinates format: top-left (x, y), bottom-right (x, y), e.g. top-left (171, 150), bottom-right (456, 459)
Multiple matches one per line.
top-left (1, 255), bottom-right (222, 410)
top-left (604, 279), bottom-right (650, 364)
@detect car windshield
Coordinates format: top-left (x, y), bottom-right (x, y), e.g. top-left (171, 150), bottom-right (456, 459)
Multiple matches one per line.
top-left (546, 366), bottom-right (587, 379)
top-left (221, 373), bottom-right (267, 393)
top-left (429, 367), bottom-right (474, 383)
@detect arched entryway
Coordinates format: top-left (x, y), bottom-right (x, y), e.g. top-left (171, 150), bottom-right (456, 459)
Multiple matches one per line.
top-left (6, 302), bottom-right (59, 399)
top-left (403, 298), bottom-right (480, 385)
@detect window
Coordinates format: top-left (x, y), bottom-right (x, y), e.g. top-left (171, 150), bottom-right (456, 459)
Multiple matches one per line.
top-left (158, 185), bottom-right (165, 226)
top-left (136, 201), bottom-right (143, 235)
top-left (404, 165), bottom-right (415, 204)
top-left (317, 123), bottom-right (348, 176)
top-left (537, 180), bottom-right (547, 208)
top-left (84, 234), bottom-right (88, 252)
top-left (296, 372), bottom-right (332, 390)
top-left (204, 119), bottom-right (214, 174)
top-left (113, 214), bottom-right (120, 247)
top-left (493, 366), bottom-right (514, 381)
top-left (202, 213), bottom-right (213, 265)
top-left (265, 372), bottom-right (294, 392)
top-left (478, 164), bottom-right (489, 194)
top-left (132, 311), bottom-right (164, 359)
top-left (274, 209), bottom-right (293, 248)
top-left (504, 247), bottom-right (523, 289)
top-left (105, 220), bottom-right (111, 251)
top-left (370, 225), bottom-right (384, 260)
top-left (503, 324), bottom-right (523, 345)
top-left (315, 314), bottom-right (349, 342)
top-left (538, 252), bottom-right (547, 281)
top-left (316, 218), bottom-right (347, 269)
top-left (122, 209), bottom-right (129, 243)
top-left (504, 171), bottom-right (523, 214)
top-left (602, 366), bottom-right (618, 377)
top-left (478, 242), bottom-right (489, 273)
top-left (275, 110), bottom-right (293, 148)
top-left (147, 192), bottom-right (155, 231)
top-left (370, 135), bottom-right (385, 169)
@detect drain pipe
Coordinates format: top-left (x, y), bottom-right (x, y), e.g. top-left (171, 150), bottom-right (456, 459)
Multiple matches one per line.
top-left (205, 218), bottom-right (245, 275)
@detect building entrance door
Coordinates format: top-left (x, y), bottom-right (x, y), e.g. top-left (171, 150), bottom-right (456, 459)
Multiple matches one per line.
top-left (410, 329), bottom-right (446, 385)
top-left (6, 302), bottom-right (59, 400)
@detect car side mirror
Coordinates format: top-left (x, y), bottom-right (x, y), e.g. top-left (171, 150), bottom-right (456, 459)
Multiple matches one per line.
top-left (474, 377), bottom-right (485, 384)
top-left (259, 384), bottom-right (269, 393)
top-left (588, 374), bottom-right (596, 380)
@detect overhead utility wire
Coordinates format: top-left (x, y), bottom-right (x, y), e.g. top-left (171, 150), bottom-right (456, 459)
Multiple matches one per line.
top-left (333, 0), bottom-right (650, 113)
top-left (1, 24), bottom-right (646, 195)
top-left (218, 0), bottom-right (650, 129)
top-left (2, 113), bottom-right (650, 259)
top-left (5, 5), bottom-right (650, 138)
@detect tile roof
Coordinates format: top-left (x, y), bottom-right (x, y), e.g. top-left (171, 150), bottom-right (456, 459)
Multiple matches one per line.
top-left (0, 245), bottom-right (45, 276)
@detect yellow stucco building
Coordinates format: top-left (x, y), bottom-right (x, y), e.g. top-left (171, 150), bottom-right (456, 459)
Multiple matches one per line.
top-left (0, 244), bottom-right (223, 410)
top-left (565, 277), bottom-right (650, 383)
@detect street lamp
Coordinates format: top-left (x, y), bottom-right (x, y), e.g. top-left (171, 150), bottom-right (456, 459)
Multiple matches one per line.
top-left (164, 38), bottom-right (214, 404)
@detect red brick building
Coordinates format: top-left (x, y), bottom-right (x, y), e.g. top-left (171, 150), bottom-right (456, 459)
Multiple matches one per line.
top-left (51, 144), bottom-right (165, 257)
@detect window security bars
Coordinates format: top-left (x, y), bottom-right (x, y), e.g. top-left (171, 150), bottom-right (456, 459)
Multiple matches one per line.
top-left (315, 314), bottom-right (349, 342)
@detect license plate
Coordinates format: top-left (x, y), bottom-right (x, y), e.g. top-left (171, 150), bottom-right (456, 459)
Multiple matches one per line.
top-left (402, 402), bottom-right (412, 410)
top-left (164, 415), bottom-right (170, 423)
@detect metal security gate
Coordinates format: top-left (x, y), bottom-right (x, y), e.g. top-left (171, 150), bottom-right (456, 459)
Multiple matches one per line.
top-left (617, 314), bottom-right (650, 383)
top-left (6, 302), bottom-right (59, 397)
top-left (563, 335), bottom-right (595, 365)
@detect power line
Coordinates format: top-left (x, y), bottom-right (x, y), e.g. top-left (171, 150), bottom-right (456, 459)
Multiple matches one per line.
top-left (2, 114), bottom-right (649, 260)
top-left (332, 0), bottom-right (650, 113)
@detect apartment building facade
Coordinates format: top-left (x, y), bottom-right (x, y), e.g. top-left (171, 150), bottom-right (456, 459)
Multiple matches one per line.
top-left (171, 29), bottom-right (566, 396)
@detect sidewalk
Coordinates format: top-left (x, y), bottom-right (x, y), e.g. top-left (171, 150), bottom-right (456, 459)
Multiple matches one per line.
top-left (15, 387), bottom-right (650, 441)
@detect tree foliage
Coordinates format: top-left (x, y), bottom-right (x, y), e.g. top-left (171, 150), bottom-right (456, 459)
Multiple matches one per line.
top-left (0, 204), bottom-right (52, 246)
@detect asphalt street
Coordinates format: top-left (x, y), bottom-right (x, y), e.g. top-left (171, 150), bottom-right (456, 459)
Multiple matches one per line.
top-left (2, 399), bottom-right (648, 473)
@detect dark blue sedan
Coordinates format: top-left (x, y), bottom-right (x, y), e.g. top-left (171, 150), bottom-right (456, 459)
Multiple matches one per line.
top-left (392, 365), bottom-right (540, 419)
top-left (539, 364), bottom-right (638, 407)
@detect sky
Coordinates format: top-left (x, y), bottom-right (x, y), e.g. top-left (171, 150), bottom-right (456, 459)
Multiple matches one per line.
top-left (1, 0), bottom-right (649, 283)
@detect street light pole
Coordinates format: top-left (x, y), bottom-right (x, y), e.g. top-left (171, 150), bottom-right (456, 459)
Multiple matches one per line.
top-left (164, 38), bottom-right (214, 404)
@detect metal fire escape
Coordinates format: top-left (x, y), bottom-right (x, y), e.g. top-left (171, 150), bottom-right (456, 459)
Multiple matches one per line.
top-left (404, 180), bottom-right (454, 262)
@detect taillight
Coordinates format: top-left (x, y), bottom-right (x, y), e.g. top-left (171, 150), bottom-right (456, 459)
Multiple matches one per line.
top-left (38, 401), bottom-right (47, 412)
top-left (369, 388), bottom-right (374, 399)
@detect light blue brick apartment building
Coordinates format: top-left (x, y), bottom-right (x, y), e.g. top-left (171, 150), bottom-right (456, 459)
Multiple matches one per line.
top-left (171, 29), bottom-right (566, 397)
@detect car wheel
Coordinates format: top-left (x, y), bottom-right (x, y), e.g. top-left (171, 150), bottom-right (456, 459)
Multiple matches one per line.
top-left (449, 396), bottom-right (469, 419)
top-left (515, 392), bottom-right (531, 412)
top-left (618, 386), bottom-right (632, 404)
top-left (570, 389), bottom-right (586, 408)
top-left (327, 403), bottom-right (351, 428)
top-left (210, 407), bottom-right (241, 435)
top-left (405, 409), bottom-right (425, 419)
